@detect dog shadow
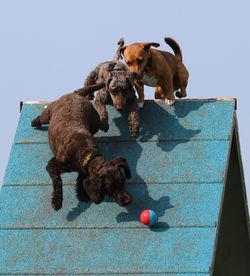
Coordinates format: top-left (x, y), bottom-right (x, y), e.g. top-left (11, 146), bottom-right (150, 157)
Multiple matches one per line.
top-left (173, 99), bottom-right (214, 118)
top-left (116, 186), bottom-right (173, 231)
top-left (66, 201), bottom-right (92, 222)
top-left (109, 101), bottom-right (205, 230)
top-left (110, 116), bottom-right (172, 231)
top-left (66, 100), bottom-right (203, 224)
top-left (136, 101), bottom-right (204, 151)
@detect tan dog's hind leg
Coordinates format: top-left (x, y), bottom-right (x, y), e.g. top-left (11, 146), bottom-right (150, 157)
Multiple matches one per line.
top-left (162, 77), bottom-right (175, 106)
top-left (175, 63), bottom-right (189, 98)
top-left (134, 80), bottom-right (145, 108)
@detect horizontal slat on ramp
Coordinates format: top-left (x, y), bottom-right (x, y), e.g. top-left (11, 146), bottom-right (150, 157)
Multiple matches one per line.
top-left (0, 184), bottom-right (222, 229)
top-left (15, 100), bottom-right (234, 143)
top-left (3, 140), bottom-right (229, 185)
top-left (0, 228), bottom-right (215, 274)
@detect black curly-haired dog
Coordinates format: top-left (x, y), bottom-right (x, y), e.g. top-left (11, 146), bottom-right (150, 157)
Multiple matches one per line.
top-left (84, 38), bottom-right (139, 136)
top-left (31, 83), bottom-right (132, 210)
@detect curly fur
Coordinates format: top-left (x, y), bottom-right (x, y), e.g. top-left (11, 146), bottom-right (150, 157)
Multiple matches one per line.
top-left (84, 38), bottom-right (139, 136)
top-left (31, 83), bottom-right (132, 210)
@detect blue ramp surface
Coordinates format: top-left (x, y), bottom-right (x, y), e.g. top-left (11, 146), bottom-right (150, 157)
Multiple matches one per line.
top-left (0, 99), bottom-right (239, 275)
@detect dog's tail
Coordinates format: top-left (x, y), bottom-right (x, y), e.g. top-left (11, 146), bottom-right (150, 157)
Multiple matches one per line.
top-left (74, 83), bottom-right (105, 97)
top-left (113, 37), bottom-right (125, 61)
top-left (164, 37), bottom-right (183, 62)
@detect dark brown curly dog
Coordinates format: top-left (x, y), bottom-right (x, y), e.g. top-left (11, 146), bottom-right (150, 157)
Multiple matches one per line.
top-left (31, 83), bottom-right (132, 210)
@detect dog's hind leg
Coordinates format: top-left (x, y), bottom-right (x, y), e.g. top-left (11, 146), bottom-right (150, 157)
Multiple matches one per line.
top-left (31, 104), bottom-right (52, 127)
top-left (46, 157), bottom-right (67, 211)
top-left (175, 64), bottom-right (189, 98)
top-left (162, 78), bottom-right (175, 106)
top-left (76, 172), bottom-right (90, 202)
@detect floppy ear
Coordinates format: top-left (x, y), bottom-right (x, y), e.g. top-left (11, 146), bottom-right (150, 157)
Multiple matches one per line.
top-left (111, 157), bottom-right (131, 179)
top-left (83, 175), bottom-right (104, 204)
top-left (143, 42), bottom-right (160, 52)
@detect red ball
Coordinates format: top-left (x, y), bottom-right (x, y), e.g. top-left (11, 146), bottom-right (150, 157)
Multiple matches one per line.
top-left (140, 209), bottom-right (157, 226)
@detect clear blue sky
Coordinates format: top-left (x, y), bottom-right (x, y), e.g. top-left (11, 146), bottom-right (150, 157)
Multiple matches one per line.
top-left (1, 0), bottom-right (250, 210)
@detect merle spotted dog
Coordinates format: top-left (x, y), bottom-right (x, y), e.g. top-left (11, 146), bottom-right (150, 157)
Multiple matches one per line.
top-left (84, 38), bottom-right (139, 136)
top-left (31, 83), bottom-right (132, 210)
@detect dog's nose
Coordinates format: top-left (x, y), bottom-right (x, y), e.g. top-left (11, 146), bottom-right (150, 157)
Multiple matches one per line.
top-left (115, 102), bottom-right (123, 111)
top-left (116, 106), bottom-right (123, 111)
top-left (131, 72), bottom-right (141, 81)
top-left (116, 191), bottom-right (132, 206)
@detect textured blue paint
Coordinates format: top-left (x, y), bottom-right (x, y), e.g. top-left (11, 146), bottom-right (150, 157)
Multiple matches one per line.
top-left (0, 228), bottom-right (216, 274)
top-left (0, 184), bottom-right (222, 229)
top-left (3, 140), bottom-right (229, 185)
top-left (15, 100), bottom-right (234, 144)
top-left (0, 99), bottom-right (236, 274)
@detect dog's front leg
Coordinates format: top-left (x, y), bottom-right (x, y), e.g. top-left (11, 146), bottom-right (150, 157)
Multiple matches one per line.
top-left (76, 172), bottom-right (90, 202)
top-left (95, 90), bottom-right (109, 132)
top-left (127, 95), bottom-right (139, 137)
top-left (134, 80), bottom-right (145, 108)
top-left (46, 157), bottom-right (63, 211)
top-left (155, 86), bottom-right (165, 99)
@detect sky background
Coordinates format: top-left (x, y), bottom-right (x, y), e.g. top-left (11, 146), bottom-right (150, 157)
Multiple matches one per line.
top-left (0, 0), bottom-right (250, 211)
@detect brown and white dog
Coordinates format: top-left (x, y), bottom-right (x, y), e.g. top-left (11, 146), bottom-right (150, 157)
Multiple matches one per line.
top-left (120, 37), bottom-right (189, 107)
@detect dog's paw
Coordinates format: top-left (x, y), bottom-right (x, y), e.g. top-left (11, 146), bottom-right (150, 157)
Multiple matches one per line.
top-left (130, 128), bottom-right (139, 137)
top-left (51, 195), bottom-right (62, 211)
top-left (175, 90), bottom-right (186, 99)
top-left (100, 120), bottom-right (109, 132)
top-left (129, 123), bottom-right (139, 137)
top-left (76, 191), bottom-right (90, 202)
top-left (165, 99), bottom-right (175, 106)
top-left (31, 117), bottom-right (42, 128)
top-left (138, 102), bottom-right (144, 109)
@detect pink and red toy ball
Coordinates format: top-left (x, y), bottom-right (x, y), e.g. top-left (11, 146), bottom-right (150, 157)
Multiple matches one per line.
top-left (140, 209), bottom-right (158, 226)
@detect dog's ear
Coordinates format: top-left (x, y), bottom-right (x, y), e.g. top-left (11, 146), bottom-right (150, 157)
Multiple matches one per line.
top-left (111, 157), bottom-right (131, 179)
top-left (83, 175), bottom-right (104, 204)
top-left (143, 42), bottom-right (160, 52)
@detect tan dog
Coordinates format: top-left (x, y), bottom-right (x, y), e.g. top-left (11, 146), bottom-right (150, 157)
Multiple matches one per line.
top-left (120, 37), bottom-right (189, 107)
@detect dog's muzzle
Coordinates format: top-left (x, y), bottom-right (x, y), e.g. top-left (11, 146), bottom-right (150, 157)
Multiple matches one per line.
top-left (130, 72), bottom-right (141, 81)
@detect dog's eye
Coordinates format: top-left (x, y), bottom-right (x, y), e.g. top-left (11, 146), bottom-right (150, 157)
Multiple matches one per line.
top-left (126, 60), bottom-right (132, 66)
top-left (137, 58), bottom-right (144, 64)
top-left (111, 91), bottom-right (118, 96)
